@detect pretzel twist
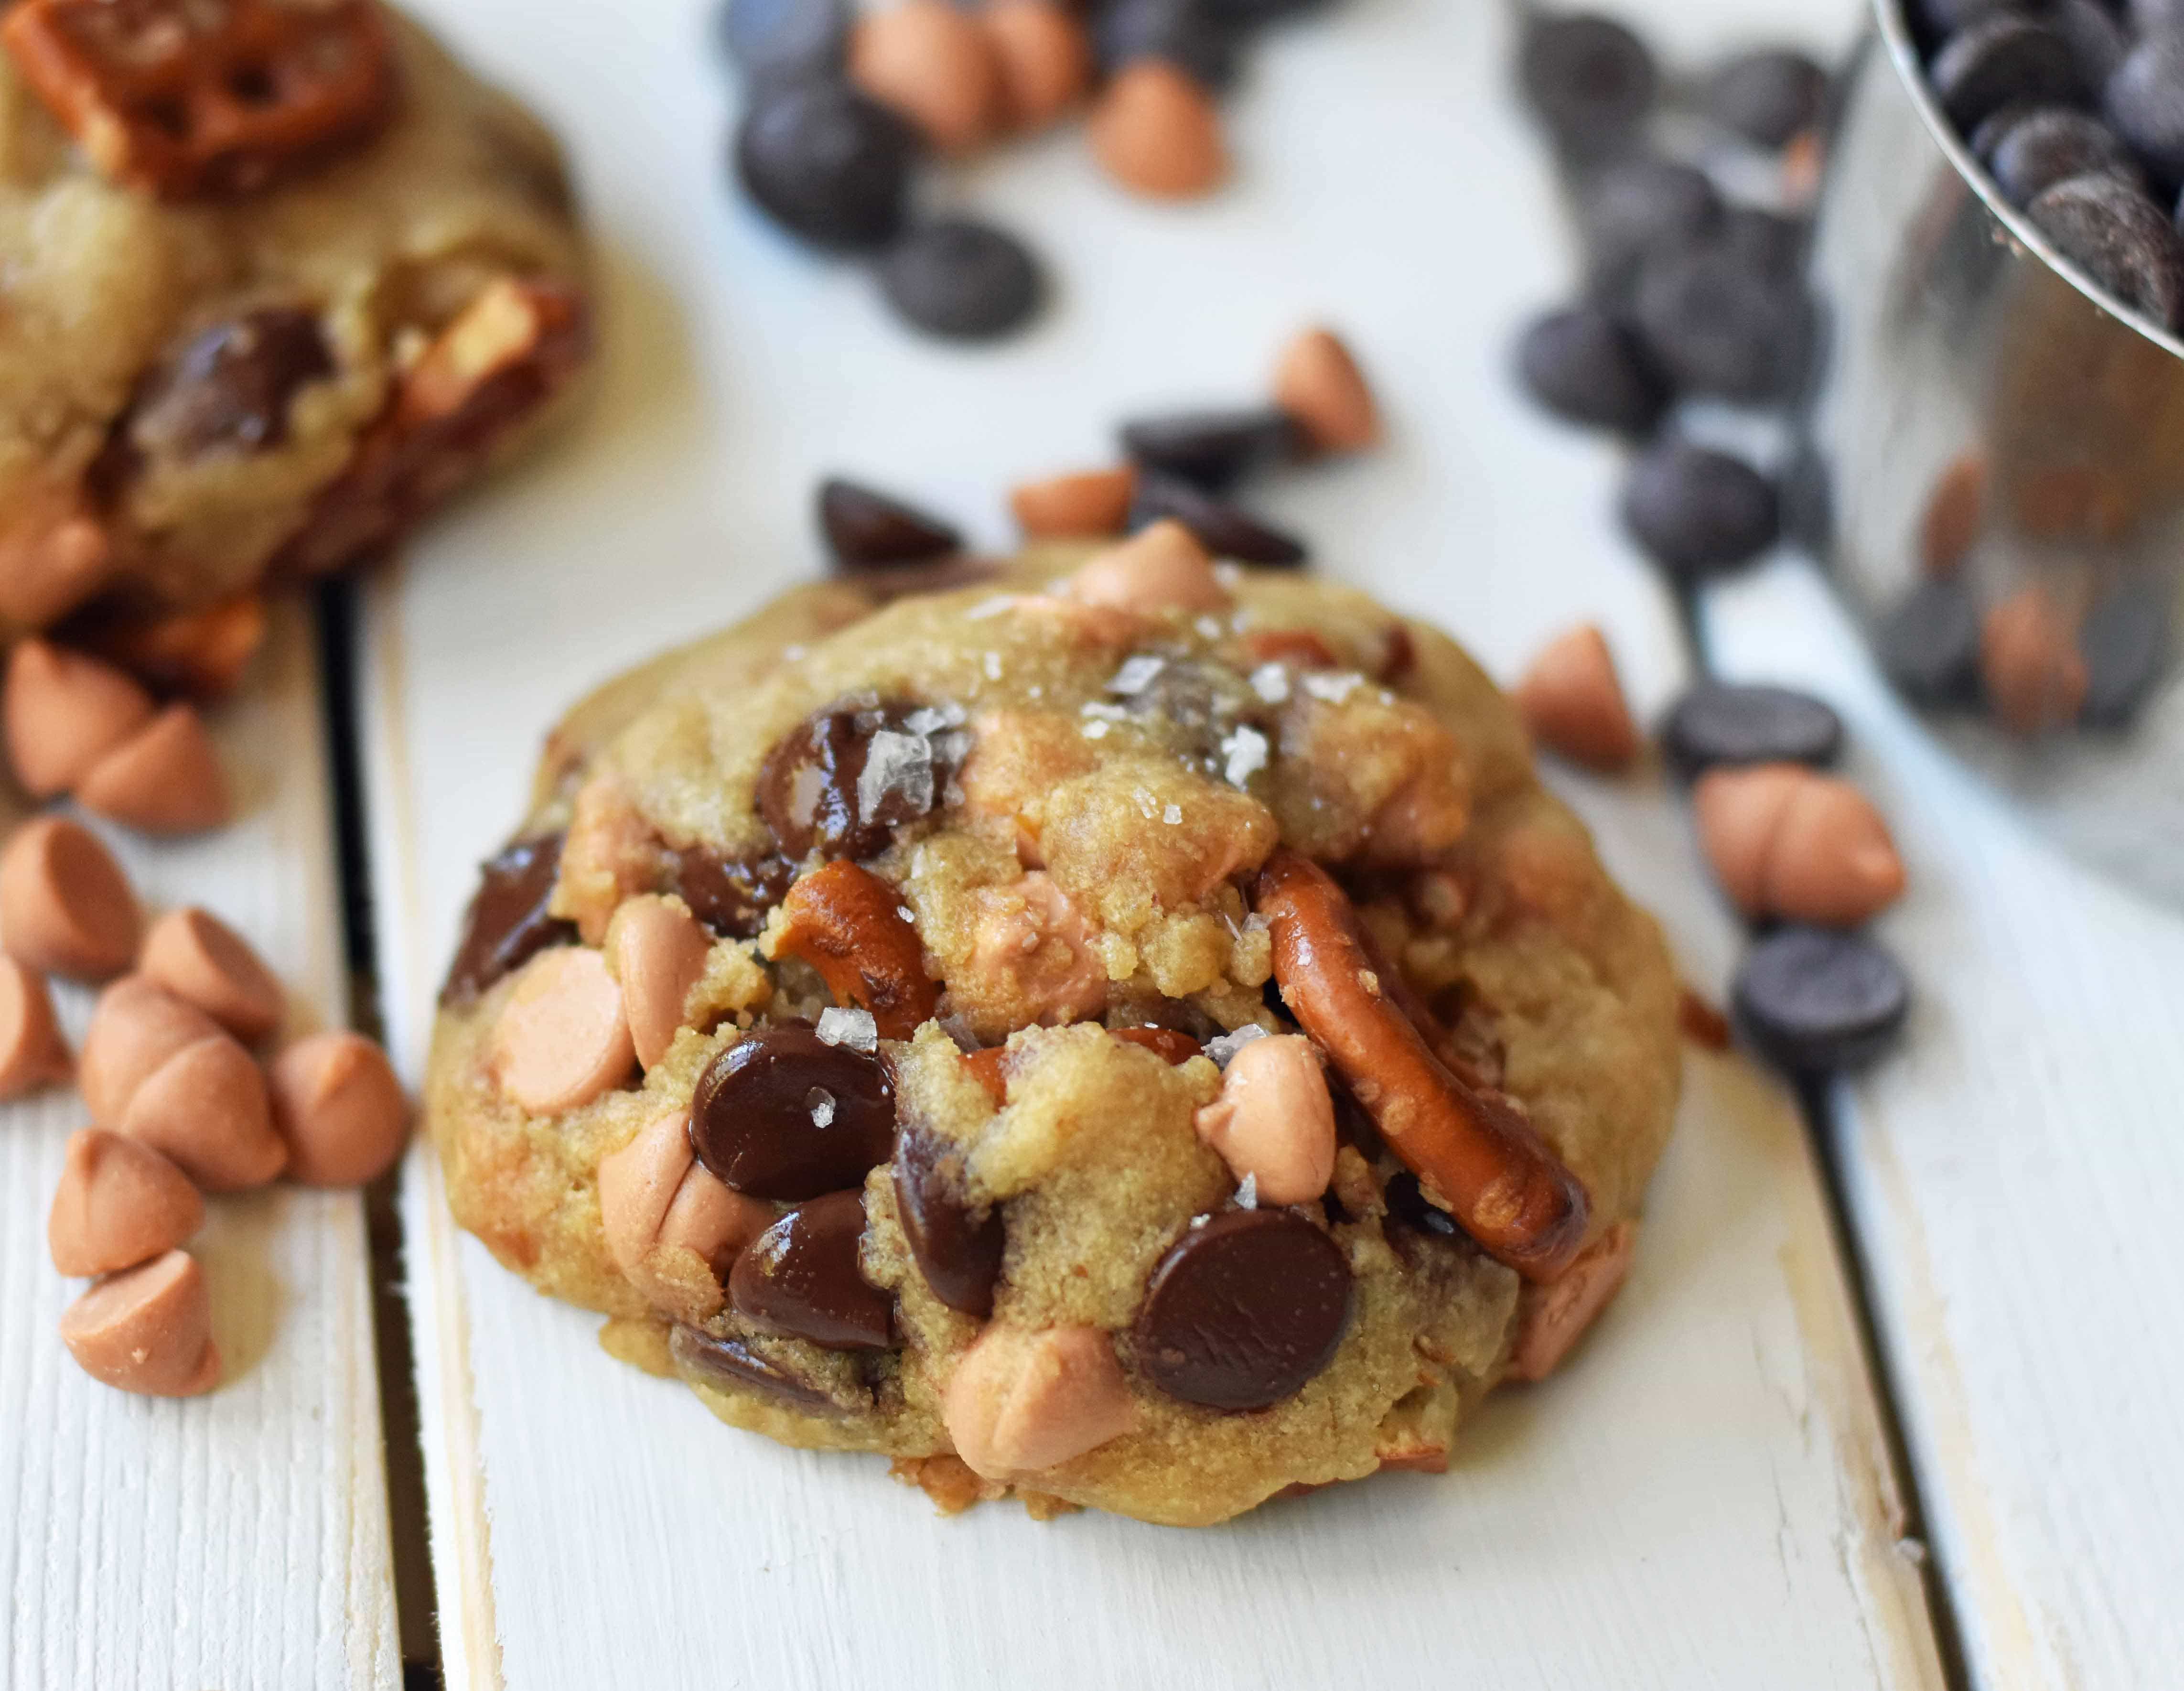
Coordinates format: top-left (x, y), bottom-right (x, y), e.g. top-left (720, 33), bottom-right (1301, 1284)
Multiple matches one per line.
top-left (774, 860), bottom-right (938, 1041)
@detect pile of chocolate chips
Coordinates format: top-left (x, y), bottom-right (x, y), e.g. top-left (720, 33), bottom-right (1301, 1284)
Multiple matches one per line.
top-left (720, 0), bottom-right (1344, 344)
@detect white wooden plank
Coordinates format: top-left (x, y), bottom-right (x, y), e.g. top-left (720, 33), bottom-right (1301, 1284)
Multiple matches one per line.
top-left (363, 0), bottom-right (1943, 1684)
top-left (1701, 555), bottom-right (2184, 1691)
top-left (0, 597), bottom-right (400, 1691)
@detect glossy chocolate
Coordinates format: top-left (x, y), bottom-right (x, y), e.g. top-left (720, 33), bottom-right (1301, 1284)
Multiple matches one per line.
top-left (754, 699), bottom-right (951, 862)
top-left (439, 834), bottom-right (575, 1006)
top-left (728, 1189), bottom-right (893, 1349)
top-left (690, 1021), bottom-right (896, 1199)
top-left (892, 1125), bottom-right (1004, 1317)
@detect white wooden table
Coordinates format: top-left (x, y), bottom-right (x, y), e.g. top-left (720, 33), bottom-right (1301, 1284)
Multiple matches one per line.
top-left (7, 0), bottom-right (2180, 1684)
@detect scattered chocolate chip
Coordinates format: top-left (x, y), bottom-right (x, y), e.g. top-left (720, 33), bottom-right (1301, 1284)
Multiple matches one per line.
top-left (1095, 0), bottom-right (1244, 92)
top-left (729, 1189), bottom-right (893, 1349)
top-left (892, 1125), bottom-right (1004, 1317)
top-left (1619, 439), bottom-right (1780, 579)
top-left (2051, 0), bottom-right (2130, 94)
top-left (1515, 304), bottom-right (1669, 436)
top-left (1578, 155), bottom-right (1722, 299)
top-left (718, 0), bottom-right (850, 81)
top-left (1929, 17), bottom-right (2082, 132)
top-left (2103, 32), bottom-right (2184, 185)
top-left (1518, 12), bottom-right (1658, 156)
top-left (735, 79), bottom-right (918, 252)
top-left (2078, 575), bottom-right (2172, 726)
top-left (1716, 206), bottom-right (1810, 280)
top-left (1988, 108), bottom-right (2141, 205)
top-left (818, 478), bottom-right (962, 569)
top-left (1632, 245), bottom-right (1814, 403)
top-left (1703, 48), bottom-right (1828, 148)
top-left (2027, 172), bottom-right (2184, 328)
top-left (440, 834), bottom-right (575, 1006)
top-left (1733, 926), bottom-right (1911, 1072)
top-left (1119, 406), bottom-right (1302, 493)
top-left (1382, 1170), bottom-right (1460, 1240)
top-left (690, 1020), bottom-right (897, 1199)
top-left (667, 845), bottom-right (796, 939)
top-left (669, 1322), bottom-right (856, 1412)
top-left (1878, 576), bottom-right (1983, 702)
top-left (1132, 1208), bottom-right (1352, 1411)
top-left (1661, 681), bottom-right (1845, 776)
top-left (1206, 0), bottom-right (1335, 21)
top-left (879, 218), bottom-right (1044, 342)
top-left (755, 697), bottom-right (953, 860)
top-left (1130, 473), bottom-right (1307, 567)
top-left (1968, 99), bottom-right (2047, 163)
top-left (129, 309), bottom-right (334, 461)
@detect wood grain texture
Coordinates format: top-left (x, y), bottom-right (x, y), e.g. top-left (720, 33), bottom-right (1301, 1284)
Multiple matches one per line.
top-left (364, 0), bottom-right (1942, 1683)
top-left (0, 599), bottom-right (399, 1691)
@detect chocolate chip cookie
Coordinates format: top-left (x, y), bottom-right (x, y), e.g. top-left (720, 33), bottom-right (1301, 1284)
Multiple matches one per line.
top-left (424, 533), bottom-right (1681, 1527)
top-left (0, 1), bottom-right (591, 642)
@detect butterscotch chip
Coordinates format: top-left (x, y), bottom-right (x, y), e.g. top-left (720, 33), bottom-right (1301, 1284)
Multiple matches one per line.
top-left (1067, 520), bottom-right (1228, 614)
top-left (1513, 623), bottom-right (1641, 772)
top-left (267, 1031), bottom-right (409, 1187)
top-left (49, 1129), bottom-right (204, 1278)
top-left (1088, 61), bottom-right (1227, 200)
top-left (0, 817), bottom-right (140, 981)
top-left (849, 0), bottom-right (1002, 155)
top-left (80, 974), bottom-right (223, 1125)
top-left (76, 705), bottom-right (233, 837)
top-left (1693, 763), bottom-right (1905, 926)
top-left (2, 639), bottom-right (154, 799)
top-left (490, 946), bottom-right (635, 1115)
top-left (58, 1249), bottom-right (219, 1398)
top-left (982, 0), bottom-right (1090, 132)
top-left (606, 895), bottom-right (713, 1071)
top-left (0, 958), bottom-right (70, 1099)
top-left (1273, 327), bottom-right (1382, 455)
top-left (121, 1034), bottom-right (287, 1192)
top-left (1919, 452), bottom-right (1986, 578)
top-left (1982, 585), bottom-right (2089, 734)
top-left (1009, 467), bottom-right (1137, 539)
top-left (139, 907), bottom-right (284, 1043)
top-left (0, 493), bottom-right (113, 629)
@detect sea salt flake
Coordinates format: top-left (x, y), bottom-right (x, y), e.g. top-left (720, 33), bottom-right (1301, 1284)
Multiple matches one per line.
top-left (966, 595), bottom-right (1016, 620)
top-left (806, 1088), bottom-right (837, 1129)
top-left (1108, 654), bottom-right (1166, 695)
top-left (816, 1008), bottom-right (878, 1053)
top-left (1213, 563), bottom-right (1243, 588)
top-left (1205, 1025), bottom-right (1269, 1069)
top-left (782, 644), bottom-right (807, 662)
top-left (1163, 803), bottom-right (1182, 825)
top-left (1221, 724), bottom-right (1269, 787)
top-left (1249, 663), bottom-right (1291, 704)
top-left (1302, 671), bottom-right (1364, 704)
top-left (904, 707), bottom-right (949, 737)
top-left (1080, 700), bottom-right (1126, 720)
top-left (857, 730), bottom-right (934, 821)
top-left (1194, 615), bottom-right (1223, 640)
top-left (983, 651), bottom-right (1003, 680)
top-left (1082, 720), bottom-right (1110, 740)
top-left (1236, 1173), bottom-right (1259, 1210)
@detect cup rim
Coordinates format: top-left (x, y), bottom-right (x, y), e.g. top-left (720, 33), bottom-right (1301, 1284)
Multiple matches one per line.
top-left (1872, 0), bottom-right (2184, 361)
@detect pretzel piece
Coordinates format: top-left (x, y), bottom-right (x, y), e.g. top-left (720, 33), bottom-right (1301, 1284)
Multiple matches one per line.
top-left (772, 860), bottom-right (937, 1042)
top-left (1, 0), bottom-right (398, 199)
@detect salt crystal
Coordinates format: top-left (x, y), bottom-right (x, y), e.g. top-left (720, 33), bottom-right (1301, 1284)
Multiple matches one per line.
top-left (1194, 615), bottom-right (1223, 641)
top-left (1205, 1025), bottom-right (1269, 1069)
top-left (1080, 700), bottom-right (1126, 720)
top-left (816, 1007), bottom-right (878, 1053)
top-left (904, 707), bottom-right (949, 737)
top-left (966, 595), bottom-right (1016, 620)
top-left (1082, 720), bottom-right (1110, 740)
top-left (1221, 724), bottom-right (1269, 787)
top-left (1236, 1173), bottom-right (1259, 1210)
top-left (806, 1087), bottom-right (837, 1129)
top-left (983, 651), bottom-right (1003, 680)
top-left (1163, 803), bottom-right (1182, 825)
top-left (1302, 671), bottom-right (1363, 704)
top-left (898, 906), bottom-right (916, 924)
top-left (1107, 655), bottom-right (1166, 696)
top-left (1250, 663), bottom-right (1291, 704)
top-left (1213, 563), bottom-right (1242, 588)
top-left (782, 644), bottom-right (807, 662)
top-left (939, 1015), bottom-right (980, 1054)
top-left (856, 730), bottom-right (934, 821)
top-left (1243, 912), bottom-right (1270, 934)
top-left (1189, 1214), bottom-right (1210, 1230)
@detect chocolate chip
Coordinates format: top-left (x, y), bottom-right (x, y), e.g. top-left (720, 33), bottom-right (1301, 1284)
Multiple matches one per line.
top-left (2028, 172), bottom-right (2184, 327)
top-left (669, 1322), bottom-right (854, 1412)
top-left (1619, 439), bottom-right (1780, 579)
top-left (1577, 156), bottom-right (1721, 299)
top-left (1877, 576), bottom-right (1983, 702)
top-left (729, 1188), bottom-right (893, 1349)
top-left (666, 845), bottom-right (796, 939)
top-left (1988, 107), bottom-right (2141, 205)
top-left (2051, 0), bottom-right (2129, 93)
top-left (1733, 926), bottom-right (1910, 1072)
top-left (1132, 1208), bottom-right (1352, 1411)
top-left (735, 79), bottom-right (917, 252)
top-left (1716, 206), bottom-right (1811, 281)
top-left (1930, 18), bottom-right (2083, 132)
top-left (1515, 304), bottom-right (1670, 436)
top-left (2104, 32), bottom-right (2184, 185)
top-left (892, 1125), bottom-right (1004, 1317)
top-left (1382, 1170), bottom-right (1460, 1240)
top-left (130, 308), bottom-right (334, 461)
top-left (878, 219), bottom-right (1044, 342)
top-left (690, 1020), bottom-right (897, 1199)
top-left (755, 697), bottom-right (953, 860)
top-left (1095, 0), bottom-right (1243, 92)
top-left (440, 834), bottom-right (575, 1006)
top-left (1205, 0), bottom-right (1334, 21)
top-left (1518, 13), bottom-right (1658, 156)
top-left (818, 478), bottom-right (962, 569)
top-left (1661, 682), bottom-right (1845, 776)
top-left (1703, 48), bottom-right (1828, 147)
top-left (2078, 575), bottom-right (2172, 726)
top-left (1130, 473), bottom-right (1307, 567)
top-left (717, 0), bottom-right (849, 81)
top-left (1632, 246), bottom-right (1815, 403)
top-left (1119, 406), bottom-right (1302, 493)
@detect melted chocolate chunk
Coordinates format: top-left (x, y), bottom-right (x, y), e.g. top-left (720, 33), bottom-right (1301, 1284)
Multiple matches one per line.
top-left (668, 1323), bottom-right (852, 1413)
top-left (133, 308), bottom-right (336, 460)
top-left (755, 699), bottom-right (955, 861)
top-left (690, 1021), bottom-right (897, 1199)
top-left (729, 1189), bottom-right (893, 1349)
top-left (439, 834), bottom-right (575, 1006)
top-left (893, 1126), bottom-right (1004, 1317)
top-left (1132, 1209), bottom-right (1352, 1412)
top-left (667, 845), bottom-right (795, 938)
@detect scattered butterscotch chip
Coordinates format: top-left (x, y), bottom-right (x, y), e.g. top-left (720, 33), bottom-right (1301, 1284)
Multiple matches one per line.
top-left (849, 0), bottom-right (1002, 156)
top-left (2011, 463), bottom-right (2132, 544)
top-left (1693, 762), bottom-right (1906, 926)
top-left (58, 1250), bottom-right (219, 1398)
top-left (1273, 327), bottom-right (1381, 455)
top-left (1514, 624), bottom-right (1641, 772)
top-left (0, 491), bottom-right (112, 629)
top-left (1088, 61), bottom-right (1227, 200)
top-left (139, 907), bottom-right (284, 1043)
top-left (76, 704), bottom-right (232, 836)
top-left (1009, 466), bottom-right (1138, 539)
top-left (1982, 585), bottom-right (2089, 735)
top-left (1918, 452), bottom-right (1986, 578)
top-left (80, 975), bottom-right (224, 1126)
top-left (0, 958), bottom-right (70, 1098)
top-left (2, 639), bottom-right (154, 799)
top-left (70, 594), bottom-right (269, 700)
top-left (982, 0), bottom-right (1091, 132)
top-left (491, 946), bottom-right (635, 1115)
top-left (267, 1031), bottom-right (409, 1187)
top-left (0, 817), bottom-right (140, 981)
top-left (48, 1129), bottom-right (204, 1278)
top-left (121, 1034), bottom-right (287, 1192)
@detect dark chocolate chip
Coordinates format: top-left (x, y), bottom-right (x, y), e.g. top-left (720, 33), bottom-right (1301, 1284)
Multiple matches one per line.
top-left (1661, 681), bottom-right (1846, 776)
top-left (717, 0), bottom-right (849, 81)
top-left (1204, 0), bottom-right (1335, 22)
top-left (1515, 304), bottom-right (1670, 436)
top-left (735, 79), bottom-right (917, 252)
top-left (130, 308), bottom-right (334, 460)
top-left (2078, 575), bottom-right (2173, 726)
top-left (1382, 1171), bottom-right (1460, 1240)
top-left (1578, 156), bottom-right (1722, 300)
top-left (1518, 12), bottom-right (1658, 156)
top-left (818, 478), bottom-right (962, 569)
top-left (1095, 0), bottom-right (1243, 91)
top-left (1909, 0), bottom-right (2039, 39)
top-left (1632, 245), bottom-right (1815, 403)
top-left (2027, 172), bottom-right (2184, 327)
top-left (669, 1322), bottom-right (850, 1412)
top-left (690, 1020), bottom-right (897, 1199)
top-left (440, 834), bottom-right (575, 1006)
top-left (1132, 1208), bottom-right (1352, 1411)
top-left (1716, 206), bottom-right (1811, 280)
top-left (1969, 99), bottom-right (2049, 163)
top-left (1619, 439), bottom-right (1780, 579)
top-left (1877, 576), bottom-right (1983, 702)
top-left (1930, 17), bottom-right (2083, 132)
top-left (1732, 926), bottom-right (1911, 1073)
top-left (754, 697), bottom-right (953, 860)
top-left (667, 845), bottom-right (796, 939)
top-left (878, 218), bottom-right (1044, 342)
top-left (1130, 473), bottom-right (1307, 567)
top-left (1703, 48), bottom-right (1829, 147)
top-left (1988, 107), bottom-right (2141, 205)
top-left (729, 1189), bottom-right (893, 1349)
top-left (1119, 406), bottom-right (1302, 493)
top-left (2104, 32), bottom-right (2184, 185)
top-left (892, 1126), bottom-right (1004, 1317)
top-left (2051, 0), bottom-right (2130, 94)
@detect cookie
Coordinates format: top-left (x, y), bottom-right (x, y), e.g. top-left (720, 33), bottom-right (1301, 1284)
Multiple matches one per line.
top-left (0, 1), bottom-right (592, 642)
top-left (424, 543), bottom-right (1682, 1526)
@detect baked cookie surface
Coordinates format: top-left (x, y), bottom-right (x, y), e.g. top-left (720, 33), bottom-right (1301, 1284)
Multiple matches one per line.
top-left (0, 0), bottom-right (591, 643)
top-left (426, 536), bottom-right (1682, 1527)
